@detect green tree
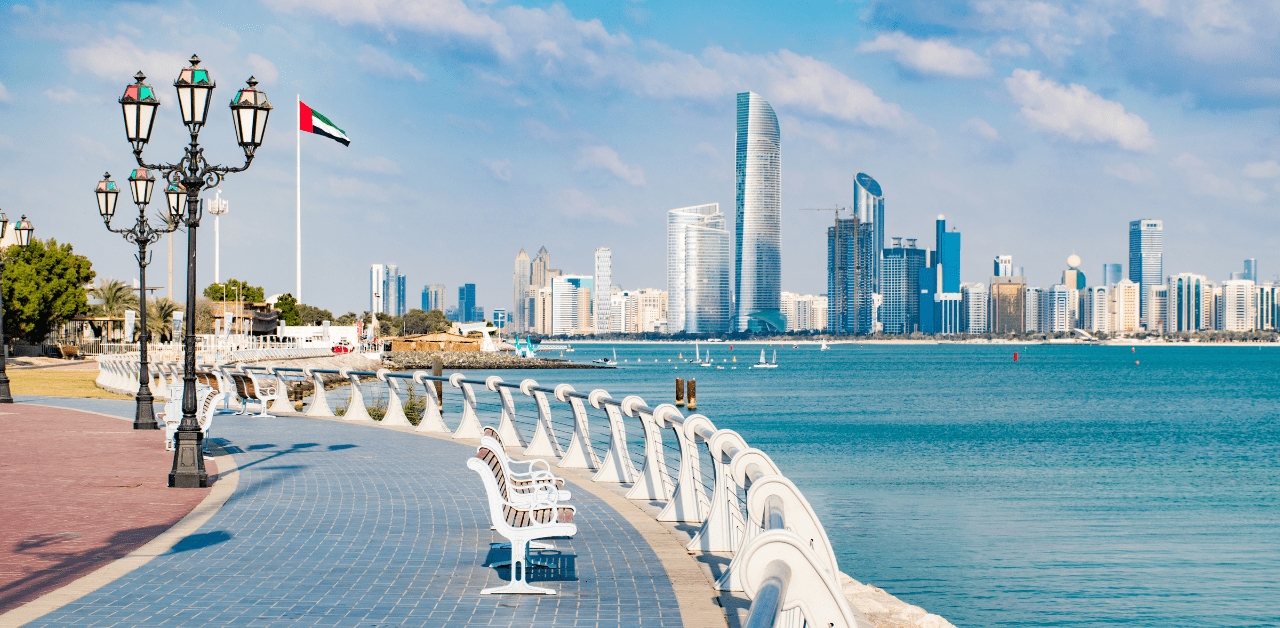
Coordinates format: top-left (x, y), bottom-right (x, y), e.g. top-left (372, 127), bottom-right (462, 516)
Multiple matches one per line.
top-left (275, 293), bottom-right (302, 326)
top-left (203, 278), bottom-right (264, 302)
top-left (89, 278), bottom-right (138, 317)
top-left (146, 298), bottom-right (182, 342)
top-left (2, 238), bottom-right (95, 343)
top-left (423, 308), bottom-right (452, 333)
top-left (335, 312), bottom-right (357, 326)
top-left (297, 303), bottom-right (334, 325)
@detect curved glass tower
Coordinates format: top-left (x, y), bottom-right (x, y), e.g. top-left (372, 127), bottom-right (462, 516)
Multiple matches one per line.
top-left (735, 92), bottom-right (782, 332)
top-left (853, 172), bottom-right (884, 334)
top-left (668, 204), bottom-right (731, 333)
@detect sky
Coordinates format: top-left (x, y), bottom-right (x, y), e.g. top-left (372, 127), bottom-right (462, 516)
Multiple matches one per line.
top-left (2, 0), bottom-right (1279, 317)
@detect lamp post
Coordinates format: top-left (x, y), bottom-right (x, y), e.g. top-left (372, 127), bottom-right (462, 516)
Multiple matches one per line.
top-left (96, 171), bottom-right (178, 429)
top-left (0, 212), bottom-right (35, 403)
top-left (118, 56), bottom-right (272, 487)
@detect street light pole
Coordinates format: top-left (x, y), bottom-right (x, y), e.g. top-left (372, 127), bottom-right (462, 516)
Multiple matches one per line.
top-left (116, 56), bottom-right (272, 487)
top-left (0, 212), bottom-right (36, 404)
top-left (96, 171), bottom-right (176, 429)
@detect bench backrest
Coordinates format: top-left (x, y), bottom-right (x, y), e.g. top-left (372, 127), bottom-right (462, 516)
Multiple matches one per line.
top-left (473, 448), bottom-right (571, 527)
top-left (194, 371), bottom-right (220, 391)
top-left (230, 373), bottom-right (257, 399)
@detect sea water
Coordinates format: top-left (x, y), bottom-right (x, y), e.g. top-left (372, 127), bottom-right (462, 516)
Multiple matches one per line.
top-left (468, 343), bottom-right (1280, 627)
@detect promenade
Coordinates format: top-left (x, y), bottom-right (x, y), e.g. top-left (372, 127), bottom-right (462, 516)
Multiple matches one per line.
top-left (4, 396), bottom-right (704, 627)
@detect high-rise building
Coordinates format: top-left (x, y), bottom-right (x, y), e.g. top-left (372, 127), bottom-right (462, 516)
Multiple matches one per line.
top-left (961, 282), bottom-right (987, 333)
top-left (935, 293), bottom-right (963, 334)
top-left (1062, 254), bottom-right (1086, 291)
top-left (1103, 263), bottom-right (1123, 287)
top-left (990, 277), bottom-right (1026, 334)
top-left (1165, 273), bottom-right (1212, 332)
top-left (668, 204), bottom-right (731, 333)
top-left (1255, 284), bottom-right (1279, 331)
top-left (1129, 219), bottom-right (1163, 321)
top-left (534, 286), bottom-right (553, 334)
top-left (1047, 285), bottom-right (1072, 332)
top-left (513, 249), bottom-right (531, 331)
top-left (826, 216), bottom-right (858, 334)
top-left (919, 215), bottom-right (961, 334)
top-left (1083, 285), bottom-right (1110, 333)
top-left (881, 237), bottom-right (927, 334)
top-left (370, 264), bottom-right (387, 315)
top-left (1111, 279), bottom-right (1141, 332)
top-left (422, 284), bottom-right (446, 313)
top-left (781, 292), bottom-right (828, 332)
top-left (852, 173), bottom-right (884, 334)
top-left (552, 275), bottom-right (593, 335)
top-left (994, 255), bottom-right (1013, 277)
top-left (593, 248), bottom-right (611, 333)
top-left (531, 246), bottom-right (551, 292)
top-left (1221, 279), bottom-right (1256, 331)
top-left (393, 268), bottom-right (406, 316)
top-left (1146, 284), bottom-right (1168, 332)
top-left (635, 288), bottom-right (668, 333)
top-left (458, 284), bottom-right (477, 323)
top-left (735, 92), bottom-right (783, 332)
top-left (1243, 259), bottom-right (1258, 282)
top-left (1025, 286), bottom-right (1045, 332)
top-left (370, 264), bottom-right (403, 315)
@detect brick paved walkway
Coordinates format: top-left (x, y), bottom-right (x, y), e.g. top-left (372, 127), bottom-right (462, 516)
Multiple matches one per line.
top-left (19, 398), bottom-right (684, 627)
top-left (0, 401), bottom-right (215, 614)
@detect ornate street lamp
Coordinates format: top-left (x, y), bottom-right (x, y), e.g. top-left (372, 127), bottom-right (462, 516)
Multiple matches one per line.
top-left (97, 171), bottom-right (177, 429)
top-left (119, 54), bottom-right (272, 487)
top-left (0, 212), bottom-right (35, 404)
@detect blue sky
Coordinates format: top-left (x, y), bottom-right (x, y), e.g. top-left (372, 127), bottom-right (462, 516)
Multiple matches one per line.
top-left (2, 0), bottom-right (1278, 316)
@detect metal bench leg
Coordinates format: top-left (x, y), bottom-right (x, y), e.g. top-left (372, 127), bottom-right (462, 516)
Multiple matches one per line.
top-left (482, 539), bottom-right (556, 595)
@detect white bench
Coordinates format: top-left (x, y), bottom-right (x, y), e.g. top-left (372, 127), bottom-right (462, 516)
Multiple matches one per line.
top-left (161, 386), bottom-right (225, 453)
top-left (480, 430), bottom-right (571, 503)
top-left (228, 369), bottom-right (276, 417)
top-left (467, 443), bottom-right (577, 595)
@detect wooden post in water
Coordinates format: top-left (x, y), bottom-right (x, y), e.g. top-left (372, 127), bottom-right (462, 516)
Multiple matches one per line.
top-left (687, 379), bottom-right (696, 411)
top-left (675, 378), bottom-right (685, 407)
top-left (432, 356), bottom-right (444, 407)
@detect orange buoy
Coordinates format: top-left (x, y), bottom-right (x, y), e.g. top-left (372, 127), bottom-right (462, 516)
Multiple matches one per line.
top-left (1014, 352), bottom-right (1019, 362)
top-left (1135, 360), bottom-right (1140, 365)
top-left (1131, 347), bottom-right (1136, 353)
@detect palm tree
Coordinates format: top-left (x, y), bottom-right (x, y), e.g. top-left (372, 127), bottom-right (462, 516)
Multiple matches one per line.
top-left (90, 279), bottom-right (138, 317)
top-left (147, 298), bottom-right (182, 342)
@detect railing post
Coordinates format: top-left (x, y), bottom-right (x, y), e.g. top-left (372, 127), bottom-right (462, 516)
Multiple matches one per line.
top-left (487, 376), bottom-right (527, 450)
top-left (590, 389), bottom-right (638, 484)
top-left (622, 396), bottom-right (673, 502)
top-left (520, 379), bottom-right (564, 458)
top-left (378, 369), bottom-right (412, 426)
top-left (450, 373), bottom-right (483, 438)
top-left (303, 367), bottom-right (333, 416)
top-left (556, 383), bottom-right (599, 469)
top-left (688, 427), bottom-right (748, 552)
top-left (656, 406), bottom-right (709, 523)
top-left (339, 367), bottom-right (374, 422)
top-left (411, 371), bottom-right (449, 432)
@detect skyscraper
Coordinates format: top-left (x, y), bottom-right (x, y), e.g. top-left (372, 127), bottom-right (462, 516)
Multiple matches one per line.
top-left (852, 173), bottom-right (884, 334)
top-left (1243, 258), bottom-right (1258, 282)
top-left (422, 284), bottom-right (446, 313)
top-left (919, 215), bottom-right (960, 333)
top-left (1165, 273), bottom-right (1212, 332)
top-left (881, 237), bottom-right (926, 334)
top-left (458, 283), bottom-right (476, 322)
top-left (369, 264), bottom-right (404, 316)
top-left (513, 249), bottom-right (530, 331)
top-left (594, 248), bottom-right (611, 333)
top-left (668, 204), bottom-right (731, 333)
top-left (1103, 263), bottom-right (1123, 287)
top-left (1129, 219), bottom-right (1163, 321)
top-left (734, 92), bottom-right (782, 332)
top-left (552, 276), bottom-right (592, 335)
top-left (826, 216), bottom-right (858, 334)
top-left (994, 255), bottom-right (1013, 277)
top-left (370, 264), bottom-right (387, 315)
top-left (961, 282), bottom-right (987, 333)
top-left (990, 277), bottom-right (1026, 333)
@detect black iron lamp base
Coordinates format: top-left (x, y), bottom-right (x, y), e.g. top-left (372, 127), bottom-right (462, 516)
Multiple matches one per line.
top-left (168, 430), bottom-right (208, 488)
top-left (134, 395), bottom-right (160, 429)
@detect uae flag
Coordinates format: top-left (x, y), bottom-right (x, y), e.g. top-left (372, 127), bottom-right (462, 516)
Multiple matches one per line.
top-left (299, 101), bottom-right (350, 146)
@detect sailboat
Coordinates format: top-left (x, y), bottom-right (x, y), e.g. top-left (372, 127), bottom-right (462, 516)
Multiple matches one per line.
top-left (688, 341), bottom-right (703, 363)
top-left (752, 349), bottom-right (778, 369)
top-left (593, 348), bottom-right (618, 366)
top-left (820, 338), bottom-right (830, 351)
top-left (701, 349), bottom-right (713, 367)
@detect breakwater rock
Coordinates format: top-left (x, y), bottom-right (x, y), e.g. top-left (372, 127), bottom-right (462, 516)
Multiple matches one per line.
top-left (382, 351), bottom-right (610, 370)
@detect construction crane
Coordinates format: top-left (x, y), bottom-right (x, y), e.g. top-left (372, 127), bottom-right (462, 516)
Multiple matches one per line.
top-left (798, 205), bottom-right (858, 334)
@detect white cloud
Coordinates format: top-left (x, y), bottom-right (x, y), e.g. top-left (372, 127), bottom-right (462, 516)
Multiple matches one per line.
top-left (356, 45), bottom-right (426, 82)
top-left (960, 117), bottom-right (1000, 141)
top-left (485, 158), bottom-right (512, 182)
top-left (0, 81), bottom-right (10, 103)
top-left (987, 37), bottom-right (1031, 57)
top-left (65, 36), bottom-right (186, 81)
top-left (1005, 69), bottom-right (1156, 152)
top-left (858, 32), bottom-right (991, 78)
top-left (574, 145), bottom-right (645, 185)
top-left (1243, 160), bottom-right (1280, 178)
top-left (245, 53), bottom-right (279, 85)
top-left (43, 86), bottom-right (83, 104)
top-left (1105, 162), bottom-right (1157, 184)
top-left (556, 188), bottom-right (632, 224)
top-left (1170, 152), bottom-right (1257, 201)
top-left (262, 0), bottom-right (515, 58)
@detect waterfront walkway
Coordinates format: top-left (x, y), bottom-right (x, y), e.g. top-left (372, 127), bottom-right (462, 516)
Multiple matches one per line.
top-left (6, 396), bottom-right (694, 627)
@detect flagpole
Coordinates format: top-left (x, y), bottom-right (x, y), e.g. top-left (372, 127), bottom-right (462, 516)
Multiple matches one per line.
top-left (296, 93), bottom-right (302, 303)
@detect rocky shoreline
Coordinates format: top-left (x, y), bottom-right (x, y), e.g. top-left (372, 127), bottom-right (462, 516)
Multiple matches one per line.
top-left (381, 351), bottom-right (611, 370)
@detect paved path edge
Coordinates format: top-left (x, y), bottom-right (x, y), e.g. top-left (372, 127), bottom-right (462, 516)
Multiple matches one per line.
top-left (0, 405), bottom-right (241, 628)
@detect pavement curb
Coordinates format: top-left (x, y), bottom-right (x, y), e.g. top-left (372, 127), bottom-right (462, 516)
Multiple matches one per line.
top-left (0, 416), bottom-right (241, 628)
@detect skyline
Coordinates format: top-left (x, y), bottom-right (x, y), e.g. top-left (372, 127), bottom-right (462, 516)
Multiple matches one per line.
top-left (3, 1), bottom-right (1279, 316)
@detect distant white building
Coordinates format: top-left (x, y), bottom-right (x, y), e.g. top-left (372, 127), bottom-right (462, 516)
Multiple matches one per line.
top-left (1047, 285), bottom-right (1072, 332)
top-left (781, 292), bottom-right (828, 332)
top-left (1025, 287), bottom-right (1045, 332)
top-left (1083, 285), bottom-right (1110, 333)
top-left (552, 275), bottom-right (593, 335)
top-left (1165, 273), bottom-right (1211, 332)
top-left (936, 293), bottom-right (963, 334)
top-left (1221, 279), bottom-right (1256, 331)
top-left (594, 248), bottom-right (611, 333)
top-left (1111, 279), bottom-right (1140, 333)
top-left (1145, 284), bottom-right (1168, 333)
top-left (960, 283), bottom-right (987, 333)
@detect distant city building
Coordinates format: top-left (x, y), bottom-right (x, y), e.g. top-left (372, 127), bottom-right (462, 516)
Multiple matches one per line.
top-left (1025, 286), bottom-right (1045, 332)
top-left (1220, 279), bottom-right (1256, 332)
top-left (668, 203), bottom-right (732, 333)
top-left (1047, 285), bottom-right (1072, 332)
top-left (1243, 258), bottom-right (1258, 282)
top-left (1103, 263), bottom-right (1123, 287)
top-left (369, 264), bottom-right (404, 316)
top-left (994, 255), bottom-right (1013, 277)
top-left (533, 286), bottom-right (553, 334)
top-left (990, 277), bottom-right (1026, 334)
top-left (1083, 286), bottom-right (1110, 333)
top-left (457, 283), bottom-right (477, 323)
top-left (919, 215), bottom-right (960, 334)
top-left (881, 237), bottom-right (926, 334)
top-left (852, 173), bottom-right (885, 334)
top-left (961, 282), bottom-right (987, 333)
top-left (1146, 284), bottom-right (1168, 333)
top-left (935, 293), bottom-right (963, 334)
top-left (1111, 279), bottom-right (1141, 333)
top-left (735, 91), bottom-right (783, 332)
top-left (513, 249), bottom-right (531, 331)
top-left (609, 289), bottom-right (635, 333)
top-left (1062, 254), bottom-right (1086, 290)
top-left (1164, 273), bottom-right (1212, 332)
top-left (552, 275), bottom-right (593, 335)
top-left (635, 288), bottom-right (668, 333)
top-left (1255, 283), bottom-right (1279, 330)
top-left (827, 215), bottom-right (858, 334)
top-left (594, 248), bottom-right (611, 333)
top-left (1129, 219), bottom-right (1163, 322)
top-left (422, 284), bottom-right (446, 313)
top-left (781, 292), bottom-right (828, 332)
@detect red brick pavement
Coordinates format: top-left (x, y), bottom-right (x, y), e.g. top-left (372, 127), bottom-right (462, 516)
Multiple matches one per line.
top-left (0, 405), bottom-right (218, 614)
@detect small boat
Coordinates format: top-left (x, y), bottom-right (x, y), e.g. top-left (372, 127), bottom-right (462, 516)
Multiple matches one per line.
top-left (752, 349), bottom-right (778, 369)
top-left (592, 348), bottom-right (618, 366)
top-left (701, 349), bottom-right (713, 367)
top-left (688, 342), bottom-right (703, 363)
top-left (820, 339), bottom-right (830, 351)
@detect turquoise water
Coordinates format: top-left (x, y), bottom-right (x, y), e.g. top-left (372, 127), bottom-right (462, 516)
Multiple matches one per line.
top-left (466, 343), bottom-right (1280, 627)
